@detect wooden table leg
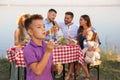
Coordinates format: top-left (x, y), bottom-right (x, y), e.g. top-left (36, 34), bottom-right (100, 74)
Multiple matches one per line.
top-left (63, 64), bottom-right (65, 80)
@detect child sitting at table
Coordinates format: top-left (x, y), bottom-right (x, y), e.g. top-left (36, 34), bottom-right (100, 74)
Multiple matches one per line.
top-left (12, 14), bottom-right (30, 80)
top-left (15, 14), bottom-right (30, 47)
top-left (82, 30), bottom-right (100, 64)
top-left (23, 14), bottom-right (62, 80)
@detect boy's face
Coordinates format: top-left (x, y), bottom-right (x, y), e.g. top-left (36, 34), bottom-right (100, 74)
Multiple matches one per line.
top-left (86, 31), bottom-right (93, 41)
top-left (28, 19), bottom-right (46, 40)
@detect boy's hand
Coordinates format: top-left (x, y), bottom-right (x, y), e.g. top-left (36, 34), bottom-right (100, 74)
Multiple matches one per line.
top-left (46, 41), bottom-right (54, 53)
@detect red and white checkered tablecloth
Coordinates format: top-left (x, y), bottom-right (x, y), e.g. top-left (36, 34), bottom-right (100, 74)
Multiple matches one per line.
top-left (7, 45), bottom-right (84, 67)
top-left (7, 46), bottom-right (26, 67)
top-left (53, 45), bottom-right (84, 64)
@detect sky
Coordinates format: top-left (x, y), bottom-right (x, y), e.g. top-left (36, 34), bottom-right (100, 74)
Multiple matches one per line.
top-left (0, 0), bottom-right (120, 57)
top-left (0, 0), bottom-right (120, 6)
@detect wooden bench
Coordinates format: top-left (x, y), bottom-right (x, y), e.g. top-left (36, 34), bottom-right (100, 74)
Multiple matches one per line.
top-left (87, 61), bottom-right (102, 80)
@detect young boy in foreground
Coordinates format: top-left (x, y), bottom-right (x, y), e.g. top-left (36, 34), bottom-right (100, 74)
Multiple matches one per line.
top-left (23, 14), bottom-right (62, 80)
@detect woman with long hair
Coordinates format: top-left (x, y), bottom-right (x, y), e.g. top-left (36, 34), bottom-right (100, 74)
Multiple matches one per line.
top-left (77, 15), bottom-right (100, 80)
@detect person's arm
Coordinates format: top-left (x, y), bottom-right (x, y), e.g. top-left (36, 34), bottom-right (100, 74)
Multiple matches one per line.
top-left (87, 42), bottom-right (100, 52)
top-left (51, 62), bottom-right (57, 71)
top-left (46, 21), bottom-right (59, 36)
top-left (29, 41), bottom-right (54, 75)
top-left (14, 29), bottom-right (20, 46)
top-left (96, 47), bottom-right (100, 52)
top-left (88, 47), bottom-right (100, 52)
top-left (82, 48), bottom-right (88, 54)
top-left (54, 21), bottom-right (60, 29)
top-left (14, 29), bottom-right (27, 46)
top-left (68, 36), bottom-right (78, 44)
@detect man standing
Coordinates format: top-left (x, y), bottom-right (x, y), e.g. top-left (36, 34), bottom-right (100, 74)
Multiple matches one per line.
top-left (44, 9), bottom-right (58, 41)
top-left (59, 12), bottom-right (78, 80)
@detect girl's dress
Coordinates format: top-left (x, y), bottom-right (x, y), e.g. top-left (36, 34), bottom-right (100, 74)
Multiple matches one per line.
top-left (82, 40), bottom-right (100, 64)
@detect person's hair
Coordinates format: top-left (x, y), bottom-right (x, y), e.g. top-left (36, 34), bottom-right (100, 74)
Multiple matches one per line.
top-left (48, 9), bottom-right (57, 13)
top-left (87, 30), bottom-right (98, 42)
top-left (65, 11), bottom-right (74, 18)
top-left (81, 15), bottom-right (91, 28)
top-left (77, 15), bottom-right (92, 48)
top-left (77, 26), bottom-right (84, 48)
top-left (17, 14), bottom-right (30, 41)
top-left (24, 14), bottom-right (43, 31)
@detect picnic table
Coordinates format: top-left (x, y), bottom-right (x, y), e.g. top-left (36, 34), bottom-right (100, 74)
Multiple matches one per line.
top-left (7, 45), bottom-right (84, 80)
top-left (53, 45), bottom-right (84, 80)
top-left (53, 45), bottom-right (84, 64)
top-left (7, 46), bottom-right (26, 80)
top-left (7, 46), bottom-right (25, 67)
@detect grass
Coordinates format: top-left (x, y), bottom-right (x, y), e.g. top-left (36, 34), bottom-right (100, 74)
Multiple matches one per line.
top-left (0, 50), bottom-right (120, 80)
top-left (0, 58), bottom-right (10, 80)
top-left (99, 51), bottom-right (120, 80)
top-left (88, 50), bottom-right (120, 80)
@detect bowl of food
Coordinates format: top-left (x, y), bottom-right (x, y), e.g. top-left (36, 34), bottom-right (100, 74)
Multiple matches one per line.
top-left (56, 36), bottom-right (67, 45)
